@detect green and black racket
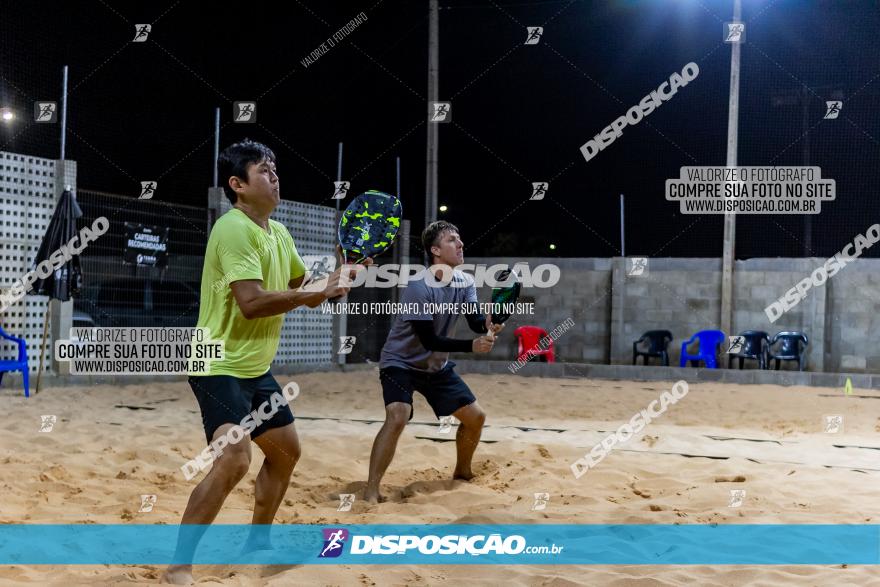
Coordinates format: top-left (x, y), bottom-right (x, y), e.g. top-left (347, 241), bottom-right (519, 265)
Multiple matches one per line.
top-left (338, 190), bottom-right (402, 264)
top-left (329, 190), bottom-right (402, 300)
top-left (488, 267), bottom-right (521, 325)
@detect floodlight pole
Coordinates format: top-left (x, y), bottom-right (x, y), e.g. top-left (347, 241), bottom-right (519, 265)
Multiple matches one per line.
top-left (425, 0), bottom-right (439, 249)
top-left (334, 142), bottom-right (346, 367)
top-left (721, 0), bottom-right (742, 336)
top-left (60, 65), bottom-right (68, 160)
top-left (212, 107), bottom-right (220, 187)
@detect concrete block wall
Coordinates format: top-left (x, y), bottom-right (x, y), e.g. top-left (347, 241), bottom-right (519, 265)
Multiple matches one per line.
top-left (456, 256), bottom-right (880, 374)
top-left (0, 153), bottom-right (75, 379)
top-left (825, 260), bottom-right (880, 372)
top-left (731, 258), bottom-right (826, 371)
top-left (453, 258), bottom-right (612, 364)
top-left (612, 258), bottom-right (722, 367)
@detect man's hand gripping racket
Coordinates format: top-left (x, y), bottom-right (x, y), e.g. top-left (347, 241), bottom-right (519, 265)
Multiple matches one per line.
top-left (474, 268), bottom-right (522, 352)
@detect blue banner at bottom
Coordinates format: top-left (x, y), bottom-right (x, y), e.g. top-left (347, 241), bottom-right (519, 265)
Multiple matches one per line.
top-left (0, 524), bottom-right (877, 565)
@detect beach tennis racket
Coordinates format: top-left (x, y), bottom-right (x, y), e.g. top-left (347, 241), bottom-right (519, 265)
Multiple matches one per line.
top-left (330, 189), bottom-right (402, 300)
top-left (338, 190), bottom-right (402, 264)
top-left (489, 268), bottom-right (521, 325)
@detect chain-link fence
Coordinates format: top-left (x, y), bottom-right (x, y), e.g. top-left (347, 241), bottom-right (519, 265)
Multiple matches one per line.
top-left (72, 189), bottom-right (207, 330)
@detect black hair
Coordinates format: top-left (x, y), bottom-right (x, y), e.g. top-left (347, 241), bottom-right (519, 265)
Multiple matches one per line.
top-left (218, 139), bottom-right (276, 204)
top-left (421, 220), bottom-right (460, 261)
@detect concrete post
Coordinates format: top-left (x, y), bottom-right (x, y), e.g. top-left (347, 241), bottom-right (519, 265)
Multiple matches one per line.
top-left (806, 260), bottom-right (825, 371)
top-left (721, 0), bottom-right (743, 337)
top-left (207, 187), bottom-right (225, 232)
top-left (610, 257), bottom-right (627, 364)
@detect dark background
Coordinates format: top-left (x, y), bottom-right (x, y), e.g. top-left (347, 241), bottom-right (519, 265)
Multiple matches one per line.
top-left (2, 0), bottom-right (878, 258)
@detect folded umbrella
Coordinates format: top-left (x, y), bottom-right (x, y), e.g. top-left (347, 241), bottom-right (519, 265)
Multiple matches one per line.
top-left (28, 188), bottom-right (84, 393)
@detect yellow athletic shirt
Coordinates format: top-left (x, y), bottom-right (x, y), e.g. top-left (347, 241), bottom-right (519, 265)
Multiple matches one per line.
top-left (190, 208), bottom-right (306, 377)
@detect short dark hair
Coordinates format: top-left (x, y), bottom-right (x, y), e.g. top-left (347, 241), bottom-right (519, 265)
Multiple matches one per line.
top-left (218, 139), bottom-right (276, 204)
top-left (421, 220), bottom-right (459, 260)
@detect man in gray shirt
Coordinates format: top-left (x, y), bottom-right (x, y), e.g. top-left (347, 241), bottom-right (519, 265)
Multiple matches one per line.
top-left (365, 221), bottom-right (503, 504)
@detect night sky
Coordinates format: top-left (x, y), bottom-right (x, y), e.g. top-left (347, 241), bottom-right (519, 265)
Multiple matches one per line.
top-left (2, 0), bottom-right (879, 259)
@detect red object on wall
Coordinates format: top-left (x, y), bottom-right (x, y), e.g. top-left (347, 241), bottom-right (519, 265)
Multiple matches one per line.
top-left (513, 326), bottom-right (556, 363)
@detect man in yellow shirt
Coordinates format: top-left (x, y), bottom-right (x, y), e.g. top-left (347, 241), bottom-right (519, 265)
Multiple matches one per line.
top-left (163, 139), bottom-right (355, 584)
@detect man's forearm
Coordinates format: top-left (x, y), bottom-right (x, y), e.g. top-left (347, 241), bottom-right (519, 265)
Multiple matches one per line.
top-left (410, 320), bottom-right (474, 352)
top-left (465, 312), bottom-right (488, 334)
top-left (241, 289), bottom-right (326, 319)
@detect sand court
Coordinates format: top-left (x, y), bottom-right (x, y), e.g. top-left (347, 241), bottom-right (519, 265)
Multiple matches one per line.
top-left (1, 370), bottom-right (878, 584)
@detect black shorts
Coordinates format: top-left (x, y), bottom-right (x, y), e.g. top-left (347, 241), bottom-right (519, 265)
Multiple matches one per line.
top-left (188, 371), bottom-right (294, 444)
top-left (380, 361), bottom-right (476, 420)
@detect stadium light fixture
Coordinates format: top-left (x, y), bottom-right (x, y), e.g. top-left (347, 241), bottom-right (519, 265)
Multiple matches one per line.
top-left (0, 108), bottom-right (13, 122)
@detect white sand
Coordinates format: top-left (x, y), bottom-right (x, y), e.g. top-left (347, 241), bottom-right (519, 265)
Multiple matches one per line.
top-left (1, 370), bottom-right (878, 585)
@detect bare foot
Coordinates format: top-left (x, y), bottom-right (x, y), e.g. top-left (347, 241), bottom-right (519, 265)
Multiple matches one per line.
top-left (364, 487), bottom-right (383, 504)
top-left (240, 538), bottom-right (274, 556)
top-left (160, 565), bottom-right (193, 585)
top-left (453, 468), bottom-right (475, 481)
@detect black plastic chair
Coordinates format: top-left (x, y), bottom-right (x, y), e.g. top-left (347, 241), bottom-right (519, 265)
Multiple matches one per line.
top-left (727, 330), bottom-right (770, 370)
top-left (769, 331), bottom-right (809, 371)
top-left (633, 330), bottom-right (673, 366)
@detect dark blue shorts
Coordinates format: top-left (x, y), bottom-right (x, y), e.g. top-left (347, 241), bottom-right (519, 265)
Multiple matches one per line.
top-left (188, 371), bottom-right (294, 444)
top-left (379, 361), bottom-right (476, 420)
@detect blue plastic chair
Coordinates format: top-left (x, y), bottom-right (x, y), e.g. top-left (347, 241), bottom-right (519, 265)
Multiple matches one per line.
top-left (680, 329), bottom-right (726, 369)
top-left (0, 325), bottom-right (30, 397)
